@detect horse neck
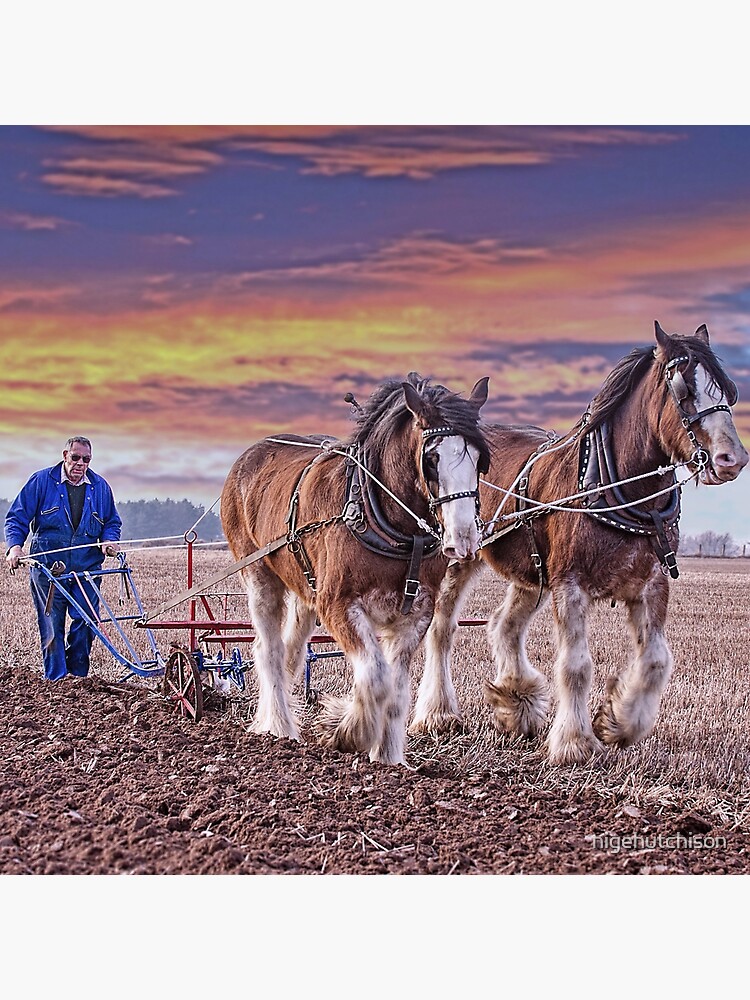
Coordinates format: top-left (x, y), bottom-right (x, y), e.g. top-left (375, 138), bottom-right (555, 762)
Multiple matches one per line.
top-left (601, 376), bottom-right (673, 500)
top-left (367, 426), bottom-right (427, 531)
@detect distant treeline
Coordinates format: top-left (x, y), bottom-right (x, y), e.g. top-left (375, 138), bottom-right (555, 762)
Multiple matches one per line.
top-left (0, 497), bottom-right (225, 543)
top-left (680, 531), bottom-right (748, 558)
top-left (117, 499), bottom-right (224, 542)
top-left (0, 496), bottom-right (744, 554)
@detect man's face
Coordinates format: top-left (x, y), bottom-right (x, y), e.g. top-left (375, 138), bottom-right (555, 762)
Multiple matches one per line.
top-left (63, 442), bottom-right (92, 484)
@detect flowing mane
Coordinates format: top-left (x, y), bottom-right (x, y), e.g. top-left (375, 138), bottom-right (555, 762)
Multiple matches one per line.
top-left (585, 336), bottom-right (738, 432)
top-left (346, 372), bottom-right (491, 473)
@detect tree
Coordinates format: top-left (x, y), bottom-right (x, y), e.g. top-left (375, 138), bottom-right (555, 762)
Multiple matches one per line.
top-left (0, 497), bottom-right (225, 544)
top-left (680, 531), bottom-right (739, 557)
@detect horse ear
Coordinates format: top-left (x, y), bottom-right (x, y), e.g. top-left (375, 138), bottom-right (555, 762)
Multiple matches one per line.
top-left (654, 320), bottom-right (673, 359)
top-left (694, 324), bottom-right (710, 344)
top-left (469, 377), bottom-right (489, 410)
top-left (402, 381), bottom-right (426, 420)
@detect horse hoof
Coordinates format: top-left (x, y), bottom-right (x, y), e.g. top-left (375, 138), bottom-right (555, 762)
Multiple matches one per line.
top-left (547, 729), bottom-right (604, 765)
top-left (484, 678), bottom-right (550, 738)
top-left (593, 701), bottom-right (651, 748)
top-left (315, 695), bottom-right (371, 753)
top-left (408, 713), bottom-right (464, 737)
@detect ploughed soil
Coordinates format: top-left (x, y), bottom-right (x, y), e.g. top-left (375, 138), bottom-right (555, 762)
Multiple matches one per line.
top-left (1, 664), bottom-right (748, 875)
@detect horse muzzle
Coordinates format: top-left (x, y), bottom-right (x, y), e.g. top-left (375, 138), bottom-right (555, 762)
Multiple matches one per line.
top-left (700, 444), bottom-right (749, 484)
top-left (441, 532), bottom-right (480, 562)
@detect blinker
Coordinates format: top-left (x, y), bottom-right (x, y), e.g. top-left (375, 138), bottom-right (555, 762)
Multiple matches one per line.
top-left (669, 369), bottom-right (689, 402)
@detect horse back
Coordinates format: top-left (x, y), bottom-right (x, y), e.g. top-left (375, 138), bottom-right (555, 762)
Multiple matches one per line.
top-left (221, 435), bottom-right (342, 558)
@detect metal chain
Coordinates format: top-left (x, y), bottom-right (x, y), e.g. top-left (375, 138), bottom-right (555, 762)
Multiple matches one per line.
top-left (295, 513), bottom-right (345, 537)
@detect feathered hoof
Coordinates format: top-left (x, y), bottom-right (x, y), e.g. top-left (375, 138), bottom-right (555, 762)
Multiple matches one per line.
top-left (315, 695), bottom-right (372, 753)
top-left (592, 697), bottom-right (653, 749)
top-left (408, 711), bottom-right (465, 737)
top-left (483, 677), bottom-right (550, 738)
top-left (592, 698), bottom-right (630, 747)
top-left (546, 727), bottom-right (604, 765)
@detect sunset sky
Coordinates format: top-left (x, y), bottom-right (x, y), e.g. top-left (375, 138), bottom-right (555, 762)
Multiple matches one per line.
top-left (2, 124), bottom-right (750, 539)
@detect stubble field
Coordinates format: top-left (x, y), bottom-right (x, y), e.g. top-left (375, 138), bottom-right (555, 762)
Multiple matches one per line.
top-left (1, 548), bottom-right (749, 874)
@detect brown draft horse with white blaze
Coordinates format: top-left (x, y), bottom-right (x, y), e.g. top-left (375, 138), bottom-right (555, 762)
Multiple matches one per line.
top-left (221, 373), bottom-right (490, 765)
top-left (411, 322), bottom-right (748, 764)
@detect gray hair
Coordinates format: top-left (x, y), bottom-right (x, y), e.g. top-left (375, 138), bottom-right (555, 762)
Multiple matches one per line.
top-left (64, 436), bottom-right (92, 452)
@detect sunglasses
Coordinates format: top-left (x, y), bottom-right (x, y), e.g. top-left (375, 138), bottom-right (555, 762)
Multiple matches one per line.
top-left (69, 453), bottom-right (91, 463)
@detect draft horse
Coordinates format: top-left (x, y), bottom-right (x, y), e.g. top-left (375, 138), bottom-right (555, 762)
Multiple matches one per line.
top-left (221, 373), bottom-right (490, 765)
top-left (411, 322), bottom-right (748, 764)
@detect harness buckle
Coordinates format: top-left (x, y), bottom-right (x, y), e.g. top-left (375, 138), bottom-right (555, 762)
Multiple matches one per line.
top-left (403, 578), bottom-right (420, 599)
top-left (662, 550), bottom-right (679, 579)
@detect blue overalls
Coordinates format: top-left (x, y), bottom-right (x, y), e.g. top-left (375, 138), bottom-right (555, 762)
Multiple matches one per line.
top-left (5, 463), bottom-right (122, 680)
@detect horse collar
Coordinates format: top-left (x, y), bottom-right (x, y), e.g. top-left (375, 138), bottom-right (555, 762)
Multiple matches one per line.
top-left (342, 445), bottom-right (440, 613)
top-left (578, 420), bottom-right (681, 578)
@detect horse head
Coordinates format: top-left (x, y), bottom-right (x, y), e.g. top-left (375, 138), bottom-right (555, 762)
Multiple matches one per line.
top-left (402, 374), bottom-right (490, 561)
top-left (654, 320), bottom-right (748, 484)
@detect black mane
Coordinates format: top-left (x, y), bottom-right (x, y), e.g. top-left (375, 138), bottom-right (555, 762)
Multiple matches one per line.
top-left (346, 372), bottom-right (490, 473)
top-left (585, 336), bottom-right (738, 432)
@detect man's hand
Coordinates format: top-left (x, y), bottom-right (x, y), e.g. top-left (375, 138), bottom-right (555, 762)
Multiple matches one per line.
top-left (6, 545), bottom-right (23, 571)
top-left (102, 542), bottom-right (120, 557)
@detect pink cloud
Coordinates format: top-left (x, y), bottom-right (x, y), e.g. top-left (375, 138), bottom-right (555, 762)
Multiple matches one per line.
top-left (0, 210), bottom-right (73, 231)
top-left (41, 173), bottom-right (177, 198)
top-left (37, 125), bottom-right (684, 185)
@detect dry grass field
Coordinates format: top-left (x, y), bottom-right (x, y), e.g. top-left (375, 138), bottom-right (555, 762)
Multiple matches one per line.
top-left (2, 546), bottom-right (750, 873)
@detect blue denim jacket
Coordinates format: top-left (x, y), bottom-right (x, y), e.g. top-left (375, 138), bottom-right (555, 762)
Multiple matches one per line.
top-left (5, 462), bottom-right (122, 572)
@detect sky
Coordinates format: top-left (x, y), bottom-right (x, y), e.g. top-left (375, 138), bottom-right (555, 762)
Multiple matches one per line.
top-left (2, 124), bottom-right (750, 540)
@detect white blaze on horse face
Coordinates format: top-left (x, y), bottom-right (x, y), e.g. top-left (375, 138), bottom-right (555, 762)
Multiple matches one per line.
top-left (431, 436), bottom-right (481, 561)
top-left (694, 365), bottom-right (749, 484)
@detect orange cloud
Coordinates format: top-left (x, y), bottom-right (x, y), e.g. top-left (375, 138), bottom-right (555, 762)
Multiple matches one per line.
top-left (37, 125), bottom-right (684, 186)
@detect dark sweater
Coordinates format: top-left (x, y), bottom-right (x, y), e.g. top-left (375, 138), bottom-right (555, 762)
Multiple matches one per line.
top-left (65, 482), bottom-right (86, 530)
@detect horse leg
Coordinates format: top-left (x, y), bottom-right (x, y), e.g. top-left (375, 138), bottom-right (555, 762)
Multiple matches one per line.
top-left (316, 601), bottom-right (392, 760)
top-left (547, 580), bottom-right (604, 764)
top-left (375, 606), bottom-right (434, 763)
top-left (593, 573), bottom-right (673, 747)
top-left (410, 561), bottom-right (478, 735)
top-left (483, 582), bottom-right (551, 737)
top-left (242, 566), bottom-right (301, 740)
top-left (283, 592), bottom-right (317, 688)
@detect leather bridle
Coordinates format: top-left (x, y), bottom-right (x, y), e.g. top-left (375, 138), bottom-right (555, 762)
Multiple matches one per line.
top-left (420, 426), bottom-right (482, 525)
top-left (664, 354), bottom-right (734, 471)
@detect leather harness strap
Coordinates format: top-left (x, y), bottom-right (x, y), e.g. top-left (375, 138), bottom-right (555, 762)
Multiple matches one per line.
top-left (516, 473), bottom-right (546, 607)
top-left (402, 532), bottom-right (426, 614)
top-left (342, 446), bottom-right (440, 614)
top-left (578, 419), bottom-right (681, 578)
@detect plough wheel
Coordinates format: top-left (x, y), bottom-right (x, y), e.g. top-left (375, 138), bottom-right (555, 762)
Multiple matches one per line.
top-left (163, 646), bottom-right (204, 721)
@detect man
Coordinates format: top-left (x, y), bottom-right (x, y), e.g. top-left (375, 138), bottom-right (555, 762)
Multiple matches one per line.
top-left (5, 436), bottom-right (122, 681)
